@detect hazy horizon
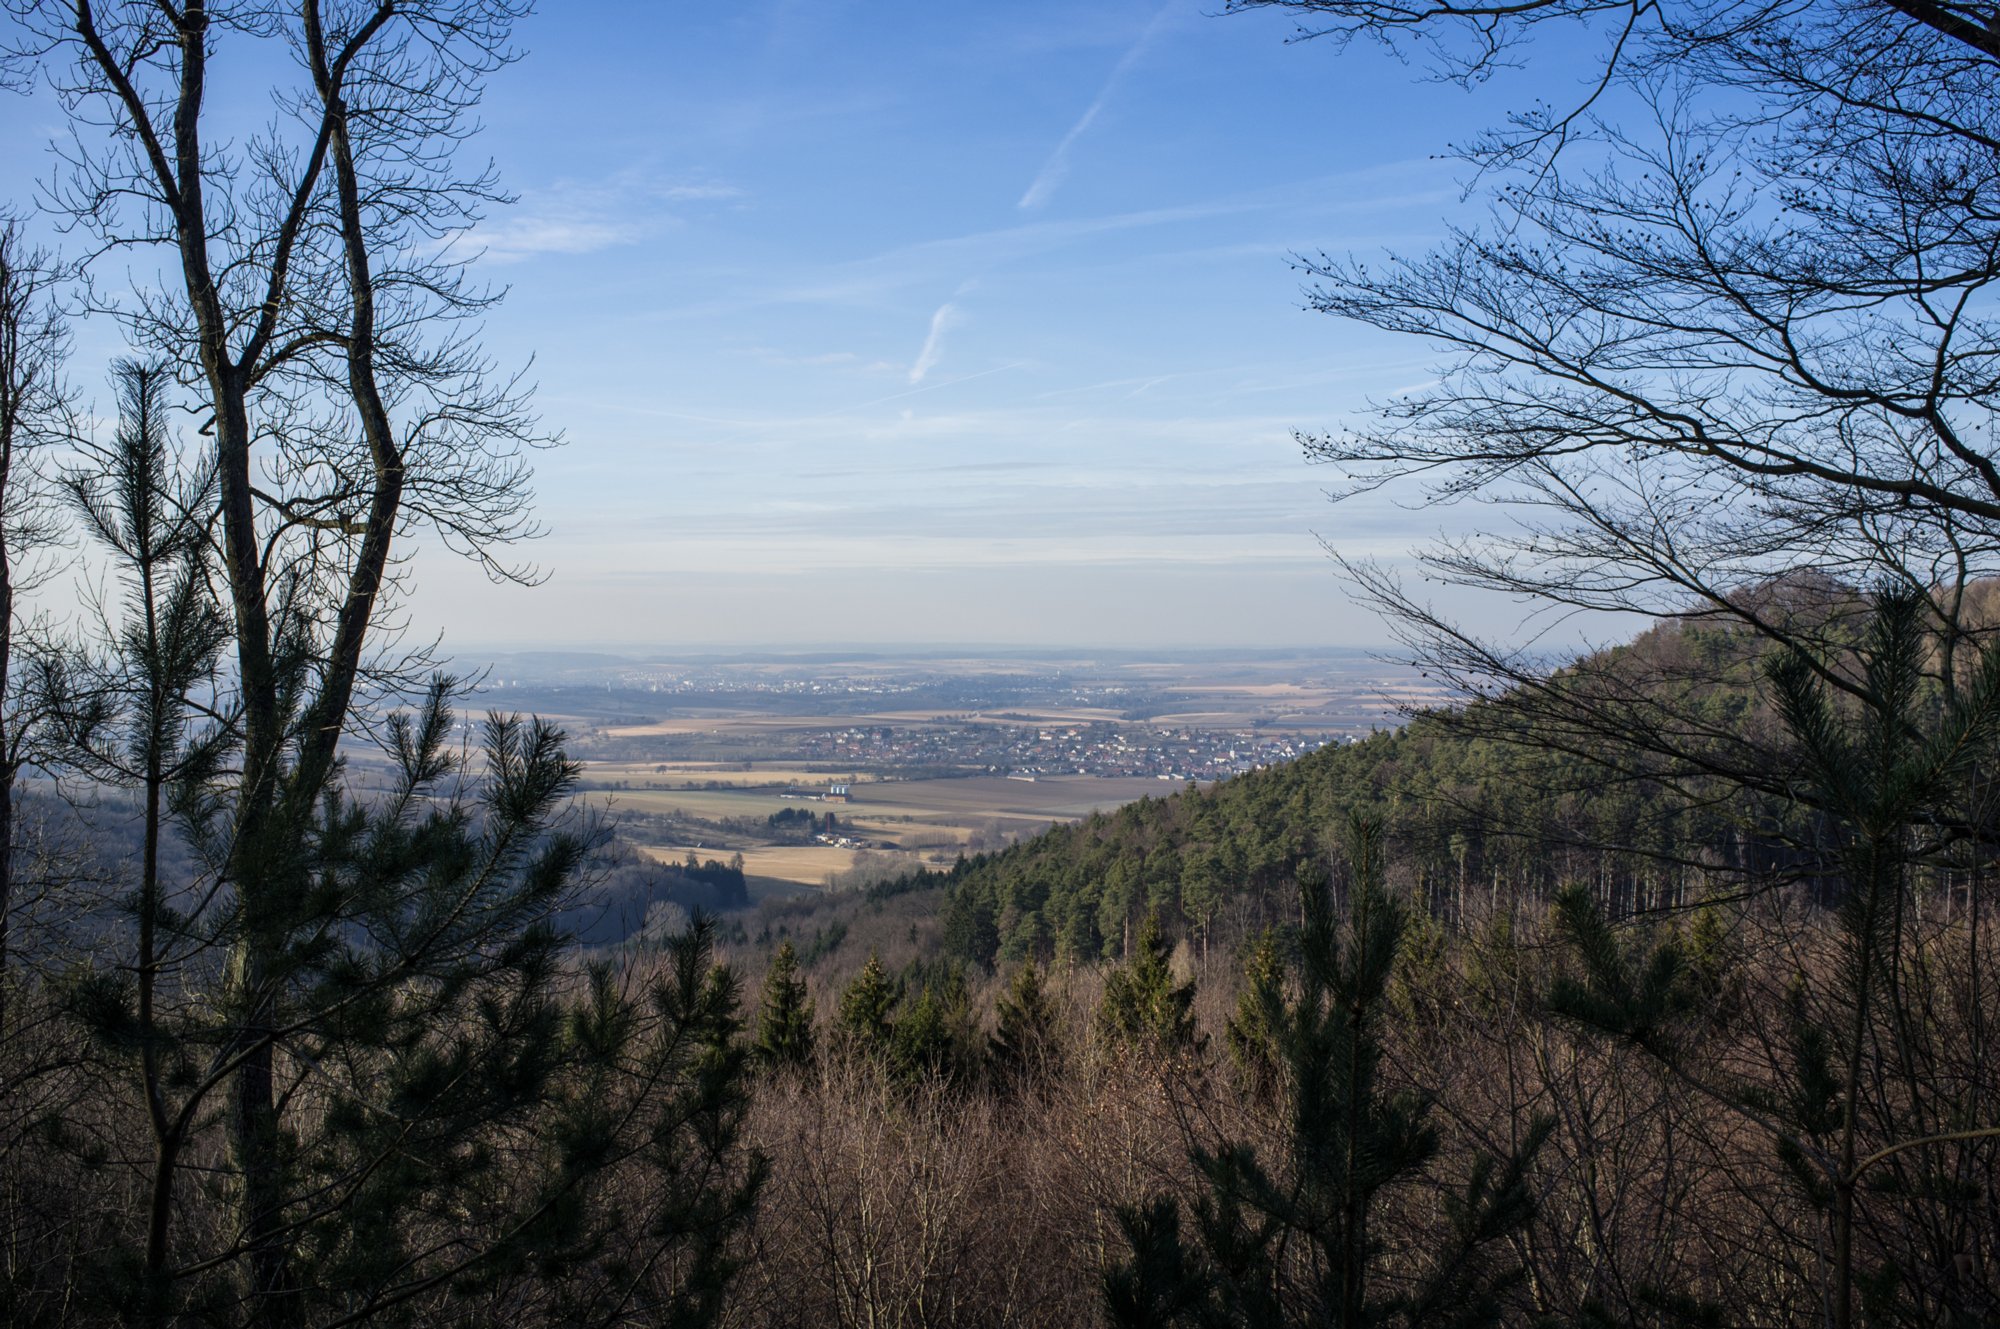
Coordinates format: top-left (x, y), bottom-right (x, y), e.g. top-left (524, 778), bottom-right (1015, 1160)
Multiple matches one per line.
top-left (458, 641), bottom-right (1400, 660)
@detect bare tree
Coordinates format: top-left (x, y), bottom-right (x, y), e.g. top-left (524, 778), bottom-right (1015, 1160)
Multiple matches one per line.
top-left (0, 216), bottom-right (72, 1044)
top-left (1200, 1), bottom-right (2000, 918)
top-left (0, 5), bottom-right (624, 1323)
top-left (1219, 5), bottom-right (2000, 1325)
top-left (1225, 0), bottom-right (2000, 691)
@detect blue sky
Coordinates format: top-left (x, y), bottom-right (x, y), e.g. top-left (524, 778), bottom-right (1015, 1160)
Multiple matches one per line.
top-left (7, 1), bottom-right (1581, 650)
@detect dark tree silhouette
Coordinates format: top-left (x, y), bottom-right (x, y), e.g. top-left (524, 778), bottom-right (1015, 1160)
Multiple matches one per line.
top-left (0, 8), bottom-right (768, 1326)
top-left (755, 940), bottom-right (816, 1069)
top-left (1108, 815), bottom-right (1548, 1328)
top-left (1224, 0), bottom-right (2000, 803)
top-left (0, 217), bottom-right (71, 1043)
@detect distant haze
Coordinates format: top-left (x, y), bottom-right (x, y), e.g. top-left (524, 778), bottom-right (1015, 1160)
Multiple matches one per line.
top-left (424, 557), bottom-right (1449, 653)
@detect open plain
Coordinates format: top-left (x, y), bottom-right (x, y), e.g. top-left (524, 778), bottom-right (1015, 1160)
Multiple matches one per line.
top-left (466, 648), bottom-right (1436, 895)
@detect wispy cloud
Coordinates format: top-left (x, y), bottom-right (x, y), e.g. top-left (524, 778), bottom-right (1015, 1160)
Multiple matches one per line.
top-left (477, 170), bottom-right (744, 264)
top-left (908, 301), bottom-right (964, 384)
top-left (655, 183), bottom-right (746, 203)
top-left (1018, 1), bottom-right (1177, 211)
top-left (478, 217), bottom-right (652, 263)
top-left (627, 159), bottom-right (1444, 324)
top-left (738, 347), bottom-right (905, 374)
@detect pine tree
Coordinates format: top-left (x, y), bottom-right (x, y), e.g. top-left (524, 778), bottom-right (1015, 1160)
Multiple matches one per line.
top-left (988, 961), bottom-right (1061, 1090)
top-left (1224, 929), bottom-right (1283, 1097)
top-left (1551, 591), bottom-right (2000, 1329)
top-left (755, 940), bottom-right (815, 1068)
top-left (1180, 845), bottom-right (1227, 963)
top-left (26, 369), bottom-right (769, 1325)
top-left (837, 951), bottom-right (898, 1055)
top-left (941, 881), bottom-right (1001, 968)
top-left (58, 679), bottom-right (769, 1324)
top-left (890, 971), bottom-right (977, 1085)
top-left (1098, 914), bottom-right (1200, 1053)
top-left (1107, 814), bottom-right (1549, 1328)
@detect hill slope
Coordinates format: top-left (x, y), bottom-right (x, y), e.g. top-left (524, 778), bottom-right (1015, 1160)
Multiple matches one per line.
top-left (735, 611), bottom-right (1802, 979)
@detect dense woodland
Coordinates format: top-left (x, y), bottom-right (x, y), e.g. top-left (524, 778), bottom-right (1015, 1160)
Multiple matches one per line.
top-left (4, 0), bottom-right (2000, 1326)
top-left (709, 594), bottom-right (2000, 1327)
top-left (903, 590), bottom-right (1909, 971)
top-left (9, 576), bottom-right (2000, 1326)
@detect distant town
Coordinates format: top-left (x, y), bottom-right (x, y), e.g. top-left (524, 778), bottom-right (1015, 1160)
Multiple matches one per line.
top-left (472, 648), bottom-right (1422, 788)
top-left (650, 718), bottom-right (1337, 783)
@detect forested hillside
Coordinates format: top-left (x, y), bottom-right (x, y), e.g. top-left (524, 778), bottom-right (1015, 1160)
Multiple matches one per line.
top-left (704, 590), bottom-right (2000, 1328)
top-left (807, 609), bottom-right (1797, 976)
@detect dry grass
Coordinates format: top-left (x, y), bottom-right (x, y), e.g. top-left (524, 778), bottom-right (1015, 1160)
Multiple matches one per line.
top-left (1175, 683), bottom-right (1339, 698)
top-left (856, 775), bottom-right (1174, 820)
top-left (596, 774), bottom-right (1172, 831)
top-left (639, 842), bottom-right (863, 885)
top-left (586, 761), bottom-right (866, 788)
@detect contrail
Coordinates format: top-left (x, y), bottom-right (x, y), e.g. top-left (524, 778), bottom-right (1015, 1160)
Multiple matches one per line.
top-left (1018, 2), bottom-right (1176, 211)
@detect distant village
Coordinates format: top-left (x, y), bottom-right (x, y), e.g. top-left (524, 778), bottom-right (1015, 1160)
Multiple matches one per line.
top-left (500, 653), bottom-right (1405, 785)
top-left (625, 722), bottom-right (1341, 789)
top-left (784, 719), bottom-right (1336, 782)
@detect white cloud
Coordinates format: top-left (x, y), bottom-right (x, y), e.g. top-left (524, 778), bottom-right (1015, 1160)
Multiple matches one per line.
top-left (478, 217), bottom-right (651, 264)
top-left (623, 159), bottom-right (1445, 323)
top-left (908, 301), bottom-right (964, 384)
top-left (476, 171), bottom-right (743, 264)
top-left (657, 183), bottom-right (745, 202)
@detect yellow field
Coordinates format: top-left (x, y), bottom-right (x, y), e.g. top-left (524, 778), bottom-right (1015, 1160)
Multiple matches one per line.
top-left (638, 842), bottom-right (864, 885)
top-left (585, 761), bottom-right (864, 788)
top-left (845, 819), bottom-right (973, 849)
top-left (1176, 683), bottom-right (1337, 698)
top-left (956, 707), bottom-right (1130, 725)
top-left (847, 775), bottom-right (1177, 821)
top-left (1144, 710), bottom-right (1269, 727)
top-left (601, 787), bottom-right (812, 820)
top-left (592, 773), bottom-right (1176, 840)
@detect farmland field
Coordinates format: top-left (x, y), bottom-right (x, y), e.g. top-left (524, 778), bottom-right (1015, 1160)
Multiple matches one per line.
top-left (587, 763), bottom-right (868, 788)
top-left (597, 774), bottom-right (1176, 835)
top-left (850, 774), bottom-right (1176, 820)
top-left (462, 647), bottom-right (1435, 899)
top-left (637, 843), bottom-right (865, 888)
top-left (610, 774), bottom-right (1180, 892)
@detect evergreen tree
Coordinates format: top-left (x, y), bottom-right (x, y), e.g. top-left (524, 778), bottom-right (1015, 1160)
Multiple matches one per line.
top-left (754, 940), bottom-right (816, 1068)
top-left (15, 367), bottom-right (770, 1326)
top-left (1107, 814), bottom-right (1549, 1328)
top-left (58, 680), bottom-right (768, 1325)
top-left (890, 970), bottom-right (977, 1085)
top-left (988, 960), bottom-right (1061, 1090)
top-left (47, 362), bottom-right (224, 1326)
top-left (1224, 928), bottom-right (1283, 1097)
top-left (837, 951), bottom-right (898, 1055)
top-left (941, 881), bottom-right (1001, 968)
top-left (1098, 914), bottom-right (1200, 1053)
top-left (1551, 591), bottom-right (2000, 1329)
top-left (1180, 844), bottom-right (1227, 962)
